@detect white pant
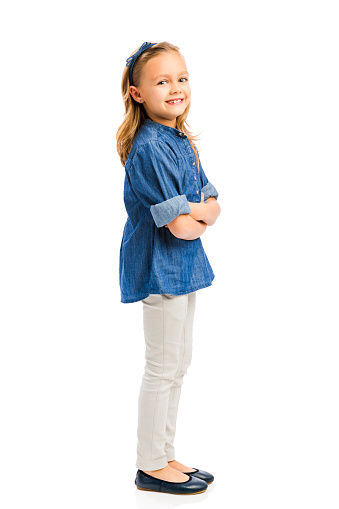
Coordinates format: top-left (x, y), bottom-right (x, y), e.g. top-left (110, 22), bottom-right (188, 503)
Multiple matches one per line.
top-left (136, 292), bottom-right (197, 471)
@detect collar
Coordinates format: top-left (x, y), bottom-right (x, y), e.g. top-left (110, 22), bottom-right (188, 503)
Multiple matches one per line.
top-left (144, 118), bottom-right (187, 138)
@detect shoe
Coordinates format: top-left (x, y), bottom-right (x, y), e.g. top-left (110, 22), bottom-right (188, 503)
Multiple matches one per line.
top-left (135, 469), bottom-right (208, 495)
top-left (181, 468), bottom-right (214, 484)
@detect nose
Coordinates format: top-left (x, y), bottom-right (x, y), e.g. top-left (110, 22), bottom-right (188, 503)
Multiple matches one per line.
top-left (169, 81), bottom-right (183, 95)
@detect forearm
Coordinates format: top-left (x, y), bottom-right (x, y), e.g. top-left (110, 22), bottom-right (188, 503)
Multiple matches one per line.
top-left (189, 197), bottom-right (221, 226)
top-left (166, 214), bottom-right (207, 240)
top-left (183, 217), bottom-right (207, 240)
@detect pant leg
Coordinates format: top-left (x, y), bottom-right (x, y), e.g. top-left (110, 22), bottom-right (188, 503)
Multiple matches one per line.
top-left (136, 292), bottom-right (195, 471)
top-left (165, 291), bottom-right (196, 461)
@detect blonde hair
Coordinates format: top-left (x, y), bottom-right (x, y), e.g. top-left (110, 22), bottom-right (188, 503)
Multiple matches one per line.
top-left (116, 41), bottom-right (201, 171)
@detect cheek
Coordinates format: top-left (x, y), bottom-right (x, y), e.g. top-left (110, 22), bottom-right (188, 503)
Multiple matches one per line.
top-left (152, 89), bottom-right (166, 102)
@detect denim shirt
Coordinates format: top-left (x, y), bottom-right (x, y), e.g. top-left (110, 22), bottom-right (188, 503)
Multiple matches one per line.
top-left (119, 118), bottom-right (219, 303)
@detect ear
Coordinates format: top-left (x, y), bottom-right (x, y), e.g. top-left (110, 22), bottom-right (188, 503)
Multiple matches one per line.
top-left (129, 86), bottom-right (142, 103)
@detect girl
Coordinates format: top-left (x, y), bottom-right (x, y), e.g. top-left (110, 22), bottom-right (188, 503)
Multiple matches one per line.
top-left (116, 41), bottom-right (221, 495)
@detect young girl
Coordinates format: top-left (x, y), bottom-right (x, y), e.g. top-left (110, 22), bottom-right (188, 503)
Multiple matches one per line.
top-left (116, 41), bottom-right (221, 495)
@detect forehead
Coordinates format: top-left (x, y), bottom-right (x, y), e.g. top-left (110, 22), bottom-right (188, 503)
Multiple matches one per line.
top-left (142, 51), bottom-right (188, 80)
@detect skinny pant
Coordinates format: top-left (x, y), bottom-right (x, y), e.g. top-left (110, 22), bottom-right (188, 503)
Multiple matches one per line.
top-left (136, 292), bottom-right (196, 471)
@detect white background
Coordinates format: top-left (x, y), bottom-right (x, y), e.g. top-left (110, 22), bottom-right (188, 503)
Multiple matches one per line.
top-left (1, 1), bottom-right (338, 508)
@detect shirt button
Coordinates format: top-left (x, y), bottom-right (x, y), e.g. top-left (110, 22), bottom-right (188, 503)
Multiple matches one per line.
top-left (196, 190), bottom-right (199, 195)
top-left (178, 133), bottom-right (183, 136)
top-left (192, 162), bottom-right (195, 166)
top-left (194, 176), bottom-right (197, 180)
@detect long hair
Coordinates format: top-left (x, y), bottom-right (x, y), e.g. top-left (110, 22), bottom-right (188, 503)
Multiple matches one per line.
top-left (116, 41), bottom-right (201, 171)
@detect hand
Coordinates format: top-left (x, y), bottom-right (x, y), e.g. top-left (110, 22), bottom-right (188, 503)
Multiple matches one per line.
top-left (188, 191), bottom-right (206, 222)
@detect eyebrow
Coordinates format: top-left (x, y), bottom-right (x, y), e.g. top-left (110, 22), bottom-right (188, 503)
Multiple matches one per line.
top-left (153, 71), bottom-right (189, 80)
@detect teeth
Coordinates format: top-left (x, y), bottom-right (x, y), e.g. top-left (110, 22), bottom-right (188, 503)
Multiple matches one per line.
top-left (167, 99), bottom-right (182, 104)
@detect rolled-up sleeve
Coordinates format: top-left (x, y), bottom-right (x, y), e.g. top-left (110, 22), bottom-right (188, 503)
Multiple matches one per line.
top-left (201, 181), bottom-right (219, 201)
top-left (150, 195), bottom-right (190, 228)
top-left (127, 140), bottom-right (191, 227)
top-left (198, 153), bottom-right (219, 201)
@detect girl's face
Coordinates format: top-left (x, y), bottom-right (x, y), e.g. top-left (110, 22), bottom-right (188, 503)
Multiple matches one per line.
top-left (130, 50), bottom-right (191, 128)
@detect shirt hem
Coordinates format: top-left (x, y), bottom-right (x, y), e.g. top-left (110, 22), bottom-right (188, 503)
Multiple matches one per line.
top-left (120, 277), bottom-right (215, 304)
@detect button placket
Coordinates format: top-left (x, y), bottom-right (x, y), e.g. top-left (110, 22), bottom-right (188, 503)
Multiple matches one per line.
top-left (181, 137), bottom-right (200, 200)
top-left (191, 154), bottom-right (199, 197)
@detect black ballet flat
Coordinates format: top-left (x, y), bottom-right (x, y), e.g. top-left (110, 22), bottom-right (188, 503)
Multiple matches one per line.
top-left (181, 468), bottom-right (214, 484)
top-left (135, 469), bottom-right (208, 495)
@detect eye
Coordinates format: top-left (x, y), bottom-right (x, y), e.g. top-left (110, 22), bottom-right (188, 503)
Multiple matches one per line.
top-left (157, 77), bottom-right (189, 85)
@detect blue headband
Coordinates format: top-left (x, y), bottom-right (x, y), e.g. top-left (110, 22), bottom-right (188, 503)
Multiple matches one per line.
top-left (126, 41), bottom-right (157, 86)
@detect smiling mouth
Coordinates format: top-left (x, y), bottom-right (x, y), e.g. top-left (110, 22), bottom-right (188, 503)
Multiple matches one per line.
top-left (166, 98), bottom-right (184, 105)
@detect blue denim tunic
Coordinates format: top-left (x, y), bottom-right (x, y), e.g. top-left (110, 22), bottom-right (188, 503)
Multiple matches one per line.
top-left (119, 118), bottom-right (219, 303)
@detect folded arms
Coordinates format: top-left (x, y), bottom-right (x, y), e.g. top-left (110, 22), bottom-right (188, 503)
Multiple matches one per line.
top-left (150, 190), bottom-right (221, 241)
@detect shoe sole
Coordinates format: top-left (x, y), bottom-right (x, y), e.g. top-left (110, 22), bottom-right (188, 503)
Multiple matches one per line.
top-left (136, 486), bottom-right (207, 495)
